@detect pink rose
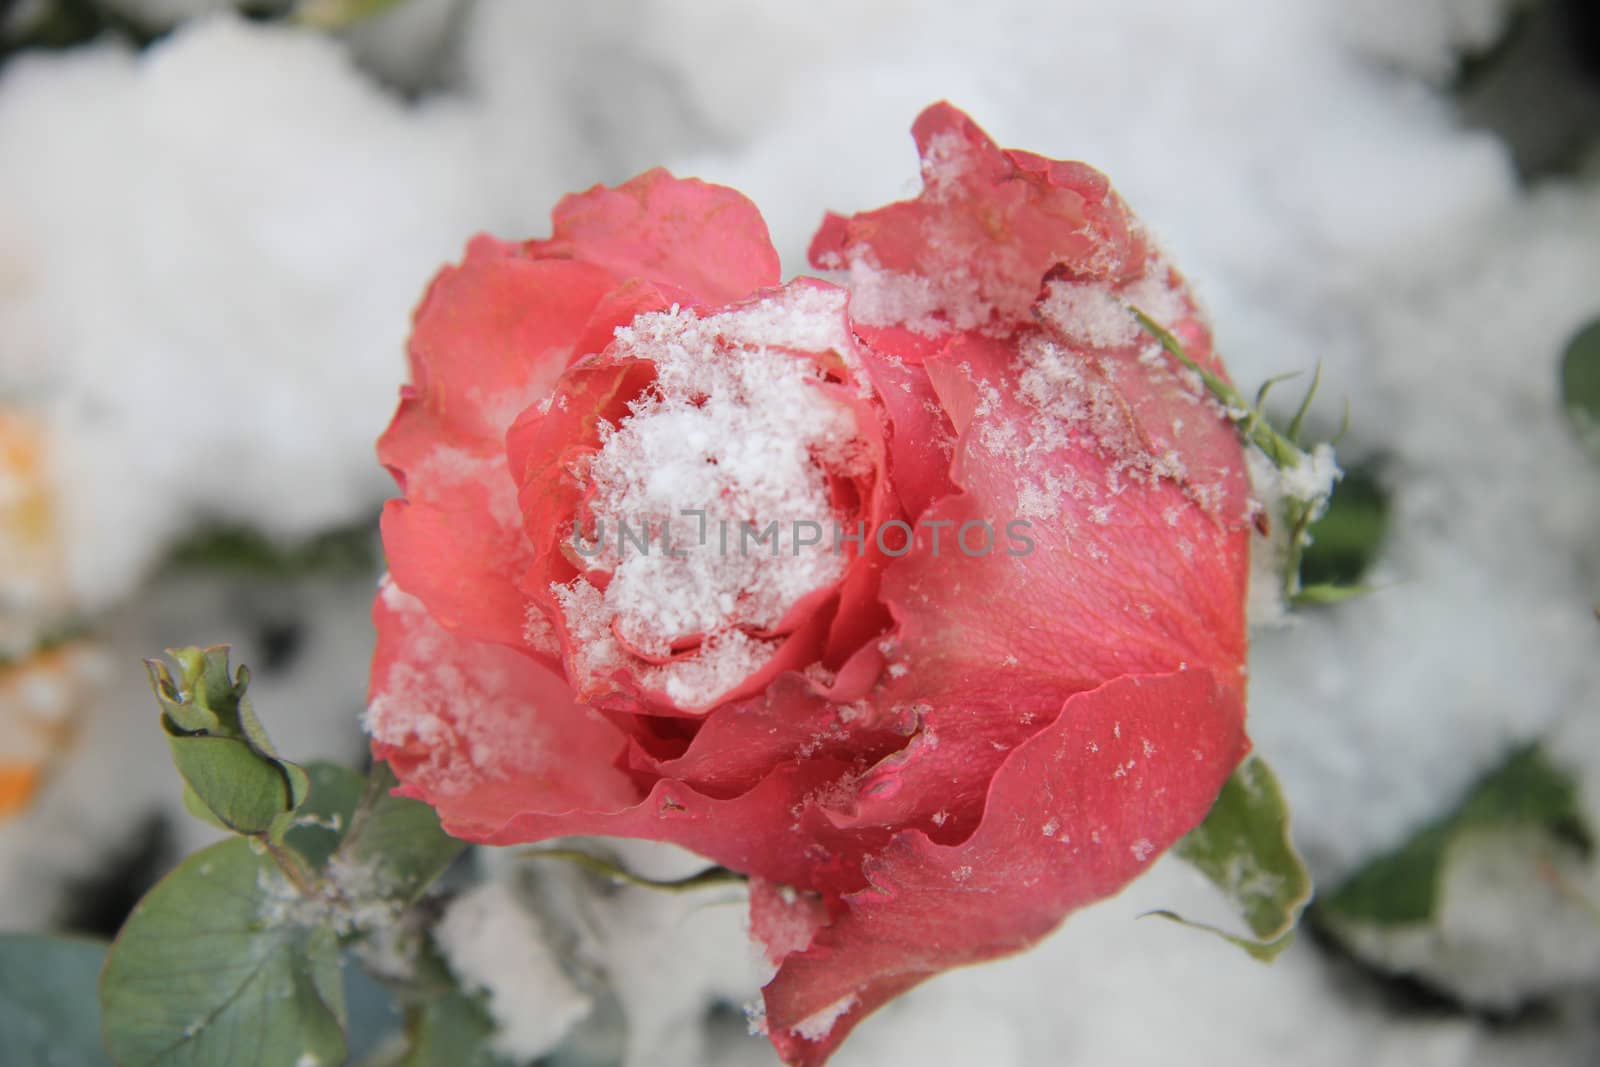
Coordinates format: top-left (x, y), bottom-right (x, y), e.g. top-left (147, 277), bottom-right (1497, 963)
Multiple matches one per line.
top-left (369, 102), bottom-right (1251, 1065)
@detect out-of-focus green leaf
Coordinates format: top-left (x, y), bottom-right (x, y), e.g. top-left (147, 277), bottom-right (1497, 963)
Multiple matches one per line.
top-left (397, 989), bottom-right (508, 1067)
top-left (1323, 744), bottom-right (1591, 925)
top-left (1297, 460), bottom-right (1389, 591)
top-left (294, 0), bottom-right (410, 30)
top-left (0, 933), bottom-right (112, 1067)
top-left (100, 837), bottom-right (348, 1067)
top-left (163, 518), bottom-right (378, 578)
top-left (1157, 756), bottom-right (1312, 962)
top-left (1562, 317), bottom-right (1600, 452)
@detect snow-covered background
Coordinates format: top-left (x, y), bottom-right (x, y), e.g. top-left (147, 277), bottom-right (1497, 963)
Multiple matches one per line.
top-left (1, 0), bottom-right (1598, 1063)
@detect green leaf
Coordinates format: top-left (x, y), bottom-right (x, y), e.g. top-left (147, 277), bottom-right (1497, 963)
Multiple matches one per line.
top-left (1322, 744), bottom-right (1591, 925)
top-left (397, 990), bottom-right (507, 1067)
top-left (1157, 756), bottom-right (1313, 962)
top-left (101, 838), bottom-right (348, 1067)
top-left (1562, 317), bottom-right (1600, 451)
top-left (0, 933), bottom-right (113, 1067)
top-left (1141, 911), bottom-right (1295, 964)
top-left (335, 763), bottom-right (465, 910)
top-left (343, 952), bottom-right (405, 1065)
top-left (163, 519), bottom-right (378, 578)
top-left (284, 762), bottom-right (367, 873)
top-left (147, 647), bottom-right (309, 839)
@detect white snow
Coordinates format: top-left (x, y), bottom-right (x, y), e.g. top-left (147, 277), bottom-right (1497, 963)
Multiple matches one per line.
top-left (1, 0), bottom-right (1598, 1060)
top-left (434, 880), bottom-right (594, 1062)
top-left (792, 994), bottom-right (859, 1042)
top-left (554, 291), bottom-right (866, 706)
top-left (365, 579), bottom-right (554, 795)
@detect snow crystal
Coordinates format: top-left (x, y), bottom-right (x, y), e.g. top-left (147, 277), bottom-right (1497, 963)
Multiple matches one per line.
top-left (836, 253), bottom-right (957, 336)
top-left (365, 579), bottom-right (548, 794)
top-left (1036, 278), bottom-right (1143, 350)
top-left (1244, 446), bottom-right (1295, 629)
top-left (1277, 442), bottom-right (1342, 508)
top-left (408, 445), bottom-right (523, 534)
top-left (792, 994), bottom-right (860, 1042)
top-left (553, 293), bottom-right (867, 706)
top-left (435, 881), bottom-right (593, 1062)
top-left (1008, 331), bottom-right (1200, 518)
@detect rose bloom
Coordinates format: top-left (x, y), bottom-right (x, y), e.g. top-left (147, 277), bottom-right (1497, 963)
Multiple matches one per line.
top-left (369, 103), bottom-right (1251, 1065)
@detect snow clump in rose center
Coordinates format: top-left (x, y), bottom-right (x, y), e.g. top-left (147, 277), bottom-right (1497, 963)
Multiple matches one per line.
top-left (553, 286), bottom-right (869, 707)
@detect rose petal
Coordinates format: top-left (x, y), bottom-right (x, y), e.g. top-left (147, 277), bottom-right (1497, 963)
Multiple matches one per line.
top-left (848, 325), bottom-right (959, 522)
top-left (809, 102), bottom-right (1147, 334)
top-left (526, 167), bottom-right (782, 306)
top-left (508, 282), bottom-right (895, 714)
top-left (378, 240), bottom-right (619, 653)
top-left (367, 578), bottom-right (638, 835)
top-left (757, 669), bottom-right (1249, 1066)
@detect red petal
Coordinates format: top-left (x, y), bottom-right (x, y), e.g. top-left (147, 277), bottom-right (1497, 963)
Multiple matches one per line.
top-left (839, 325), bottom-right (1249, 844)
top-left (809, 102), bottom-right (1147, 333)
top-left (848, 325), bottom-right (959, 522)
top-left (378, 240), bottom-right (619, 653)
top-left (757, 669), bottom-right (1249, 1066)
top-left (367, 579), bottom-right (638, 833)
top-left (507, 281), bottom-right (895, 714)
top-left (527, 167), bottom-right (782, 306)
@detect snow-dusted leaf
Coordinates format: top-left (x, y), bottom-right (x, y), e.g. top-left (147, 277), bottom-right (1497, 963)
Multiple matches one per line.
top-left (1157, 756), bottom-right (1312, 962)
top-left (148, 646), bottom-right (310, 839)
top-left (336, 762), bottom-right (465, 909)
top-left (0, 933), bottom-right (112, 1067)
top-left (1323, 744), bottom-right (1591, 925)
top-left (100, 837), bottom-right (348, 1067)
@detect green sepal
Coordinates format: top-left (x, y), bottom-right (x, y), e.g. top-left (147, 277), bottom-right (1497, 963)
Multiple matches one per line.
top-left (1154, 756), bottom-right (1313, 962)
top-left (99, 837), bottom-right (348, 1067)
top-left (1131, 307), bottom-right (1349, 605)
top-left (147, 646), bottom-right (309, 839)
